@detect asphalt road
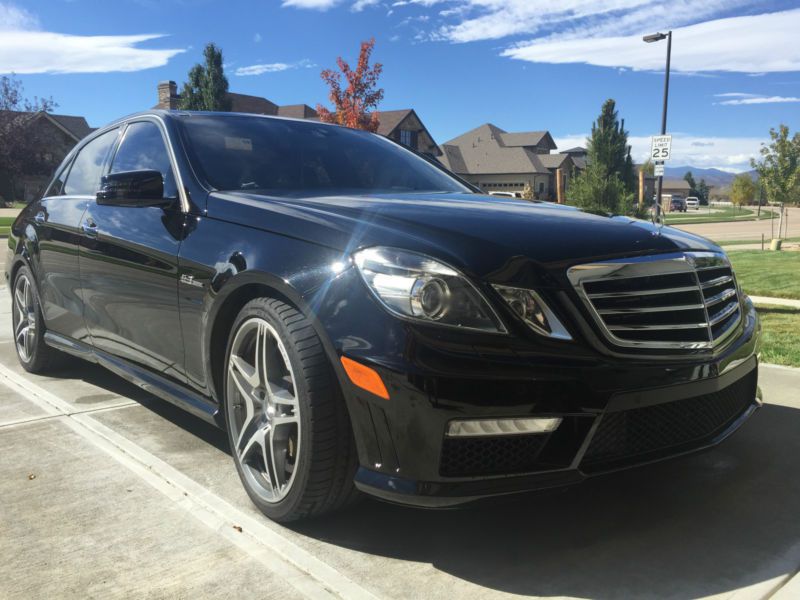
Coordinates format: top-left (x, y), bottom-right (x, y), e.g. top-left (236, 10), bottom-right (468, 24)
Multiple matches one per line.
top-left (2, 288), bottom-right (800, 600)
top-left (675, 207), bottom-right (800, 242)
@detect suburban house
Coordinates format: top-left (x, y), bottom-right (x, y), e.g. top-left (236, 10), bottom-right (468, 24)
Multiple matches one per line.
top-left (437, 123), bottom-right (575, 201)
top-left (661, 178), bottom-right (692, 198)
top-left (155, 81), bottom-right (440, 157)
top-left (562, 146), bottom-right (589, 171)
top-left (0, 110), bottom-right (93, 203)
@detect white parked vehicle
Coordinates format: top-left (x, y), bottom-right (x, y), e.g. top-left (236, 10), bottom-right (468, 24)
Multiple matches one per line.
top-left (488, 191), bottom-right (523, 199)
top-left (686, 196), bottom-right (700, 210)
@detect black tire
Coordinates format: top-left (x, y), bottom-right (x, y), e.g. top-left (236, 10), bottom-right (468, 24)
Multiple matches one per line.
top-left (11, 265), bottom-right (65, 374)
top-left (223, 297), bottom-right (359, 522)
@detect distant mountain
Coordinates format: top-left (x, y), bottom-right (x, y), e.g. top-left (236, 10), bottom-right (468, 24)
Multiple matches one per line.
top-left (662, 166), bottom-right (758, 189)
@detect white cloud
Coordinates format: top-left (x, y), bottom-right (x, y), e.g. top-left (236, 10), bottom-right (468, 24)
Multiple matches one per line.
top-left (502, 9), bottom-right (800, 73)
top-left (0, 31), bottom-right (185, 74)
top-left (281, 0), bottom-right (340, 9)
top-left (0, 2), bottom-right (37, 30)
top-left (410, 0), bottom-right (748, 44)
top-left (253, 32), bottom-right (262, 43)
top-left (0, 2), bottom-right (184, 74)
top-left (351, 0), bottom-right (379, 11)
top-left (714, 93), bottom-right (800, 106)
top-left (554, 134), bottom-right (765, 171)
top-left (235, 59), bottom-right (314, 76)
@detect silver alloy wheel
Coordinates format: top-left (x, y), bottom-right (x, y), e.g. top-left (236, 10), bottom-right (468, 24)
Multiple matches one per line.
top-left (12, 274), bottom-right (36, 363)
top-left (226, 317), bottom-right (301, 503)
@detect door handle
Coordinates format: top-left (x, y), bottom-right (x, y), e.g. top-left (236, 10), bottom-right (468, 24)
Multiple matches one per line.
top-left (35, 211), bottom-right (46, 224)
top-left (81, 219), bottom-right (98, 237)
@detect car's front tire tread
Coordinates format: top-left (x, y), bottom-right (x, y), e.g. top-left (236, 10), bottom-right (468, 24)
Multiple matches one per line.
top-left (226, 297), bottom-right (359, 522)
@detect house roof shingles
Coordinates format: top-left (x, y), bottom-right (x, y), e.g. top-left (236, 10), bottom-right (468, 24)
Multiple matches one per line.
top-left (228, 93), bottom-right (279, 115)
top-left (498, 130), bottom-right (555, 150)
top-left (277, 104), bottom-right (318, 119)
top-left (0, 110), bottom-right (93, 141)
top-left (49, 114), bottom-right (93, 140)
top-left (538, 153), bottom-right (571, 170)
top-left (373, 109), bottom-right (413, 136)
top-left (662, 179), bottom-right (692, 191)
top-left (438, 123), bottom-right (554, 175)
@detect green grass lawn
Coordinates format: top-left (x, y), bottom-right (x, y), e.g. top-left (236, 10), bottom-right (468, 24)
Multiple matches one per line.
top-left (728, 251), bottom-right (800, 299)
top-left (0, 216), bottom-right (13, 237)
top-left (757, 305), bottom-right (800, 368)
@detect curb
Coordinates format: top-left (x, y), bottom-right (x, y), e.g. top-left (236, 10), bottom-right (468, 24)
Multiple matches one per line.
top-left (761, 363), bottom-right (800, 374)
top-left (770, 568), bottom-right (800, 599)
top-left (751, 296), bottom-right (800, 309)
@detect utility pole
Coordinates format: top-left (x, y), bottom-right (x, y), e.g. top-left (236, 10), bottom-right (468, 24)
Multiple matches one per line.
top-left (644, 31), bottom-right (672, 216)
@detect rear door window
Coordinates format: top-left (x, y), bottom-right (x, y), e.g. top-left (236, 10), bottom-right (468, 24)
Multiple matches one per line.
top-left (63, 129), bottom-right (118, 196)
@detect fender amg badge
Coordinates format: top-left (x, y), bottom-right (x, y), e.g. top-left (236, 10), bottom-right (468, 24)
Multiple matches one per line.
top-left (180, 274), bottom-right (204, 288)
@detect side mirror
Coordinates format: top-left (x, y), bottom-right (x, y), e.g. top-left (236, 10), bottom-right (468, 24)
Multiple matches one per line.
top-left (96, 170), bottom-right (169, 207)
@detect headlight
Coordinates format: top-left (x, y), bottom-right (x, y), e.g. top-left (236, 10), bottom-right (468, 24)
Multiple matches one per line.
top-left (492, 285), bottom-right (572, 340)
top-left (353, 247), bottom-right (506, 333)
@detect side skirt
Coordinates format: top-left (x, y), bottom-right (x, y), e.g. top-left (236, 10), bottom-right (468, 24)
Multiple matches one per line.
top-left (44, 332), bottom-right (222, 427)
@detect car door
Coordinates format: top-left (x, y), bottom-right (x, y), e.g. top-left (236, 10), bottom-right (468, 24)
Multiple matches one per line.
top-left (79, 118), bottom-right (187, 381)
top-left (29, 128), bottom-right (119, 342)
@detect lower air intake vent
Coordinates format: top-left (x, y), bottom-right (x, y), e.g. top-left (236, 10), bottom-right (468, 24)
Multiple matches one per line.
top-left (581, 370), bottom-right (757, 472)
top-left (440, 434), bottom-right (548, 477)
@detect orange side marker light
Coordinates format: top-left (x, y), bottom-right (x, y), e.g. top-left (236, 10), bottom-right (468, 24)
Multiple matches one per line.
top-left (340, 356), bottom-right (390, 400)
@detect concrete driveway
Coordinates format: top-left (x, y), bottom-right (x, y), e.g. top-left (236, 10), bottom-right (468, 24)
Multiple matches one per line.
top-left (2, 288), bottom-right (800, 600)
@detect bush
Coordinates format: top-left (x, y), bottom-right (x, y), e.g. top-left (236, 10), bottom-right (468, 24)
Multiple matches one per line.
top-left (568, 161), bottom-right (635, 215)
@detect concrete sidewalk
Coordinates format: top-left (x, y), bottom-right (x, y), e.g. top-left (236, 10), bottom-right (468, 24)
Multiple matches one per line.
top-left (751, 296), bottom-right (800, 309)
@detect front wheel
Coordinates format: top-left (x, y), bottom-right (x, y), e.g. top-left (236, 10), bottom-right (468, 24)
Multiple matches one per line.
top-left (223, 297), bottom-right (359, 522)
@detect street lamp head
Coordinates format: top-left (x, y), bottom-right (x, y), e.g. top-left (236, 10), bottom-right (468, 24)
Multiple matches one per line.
top-left (643, 32), bottom-right (668, 43)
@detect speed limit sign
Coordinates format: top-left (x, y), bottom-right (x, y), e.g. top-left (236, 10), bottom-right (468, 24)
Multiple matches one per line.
top-left (651, 135), bottom-right (672, 161)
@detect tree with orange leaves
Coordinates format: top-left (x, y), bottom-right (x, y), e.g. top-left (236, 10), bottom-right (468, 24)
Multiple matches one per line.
top-left (316, 38), bottom-right (384, 132)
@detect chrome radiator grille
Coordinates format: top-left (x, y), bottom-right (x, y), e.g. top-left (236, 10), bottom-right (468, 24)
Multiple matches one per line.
top-left (567, 252), bottom-right (742, 351)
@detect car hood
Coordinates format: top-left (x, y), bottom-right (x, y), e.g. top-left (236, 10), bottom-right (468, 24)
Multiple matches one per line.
top-left (207, 191), bottom-right (721, 285)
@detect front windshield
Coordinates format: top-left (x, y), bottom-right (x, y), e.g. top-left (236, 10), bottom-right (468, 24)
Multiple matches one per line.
top-left (178, 114), bottom-right (469, 197)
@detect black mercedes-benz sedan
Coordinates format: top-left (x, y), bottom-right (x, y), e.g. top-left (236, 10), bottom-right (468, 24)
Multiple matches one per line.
top-left (5, 111), bottom-right (761, 522)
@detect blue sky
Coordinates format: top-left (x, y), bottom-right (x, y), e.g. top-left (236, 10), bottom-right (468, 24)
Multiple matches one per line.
top-left (2, 0), bottom-right (799, 171)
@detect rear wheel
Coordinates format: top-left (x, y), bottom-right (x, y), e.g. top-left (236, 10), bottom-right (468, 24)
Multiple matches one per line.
top-left (11, 266), bottom-right (64, 373)
top-left (223, 297), bottom-right (359, 522)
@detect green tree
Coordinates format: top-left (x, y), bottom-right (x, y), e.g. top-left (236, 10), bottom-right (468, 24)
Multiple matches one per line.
top-left (751, 124), bottom-right (800, 205)
top-left (587, 99), bottom-right (635, 193)
top-left (568, 161), bottom-right (634, 215)
top-left (178, 43), bottom-right (232, 112)
top-left (696, 179), bottom-right (709, 204)
top-left (640, 159), bottom-right (655, 176)
top-left (731, 173), bottom-right (757, 209)
top-left (683, 171), bottom-right (697, 191)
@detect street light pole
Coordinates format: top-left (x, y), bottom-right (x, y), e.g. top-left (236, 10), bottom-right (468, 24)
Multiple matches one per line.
top-left (644, 30), bottom-right (672, 215)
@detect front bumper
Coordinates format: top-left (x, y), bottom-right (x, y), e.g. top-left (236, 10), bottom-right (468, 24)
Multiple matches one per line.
top-left (318, 270), bottom-right (762, 508)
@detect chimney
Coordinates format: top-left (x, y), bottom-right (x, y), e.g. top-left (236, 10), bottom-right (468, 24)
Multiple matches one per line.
top-left (157, 80), bottom-right (178, 109)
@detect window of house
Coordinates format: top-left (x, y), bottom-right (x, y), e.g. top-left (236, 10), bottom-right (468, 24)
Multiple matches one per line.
top-left (539, 182), bottom-right (545, 194)
top-left (399, 129), bottom-right (417, 148)
top-left (111, 121), bottom-right (178, 198)
top-left (63, 129), bottom-right (118, 196)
